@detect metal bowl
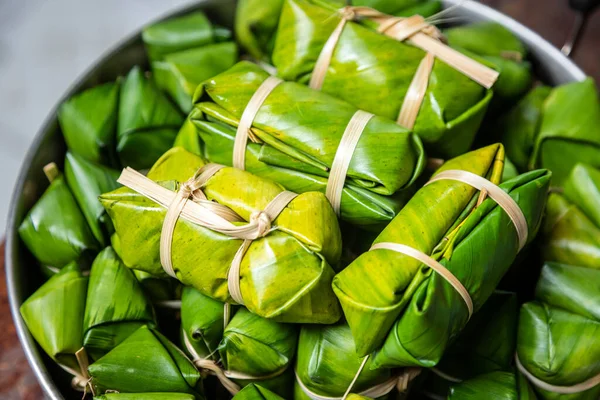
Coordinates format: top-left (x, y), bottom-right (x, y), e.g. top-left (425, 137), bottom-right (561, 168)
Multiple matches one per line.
top-left (5, 0), bottom-right (585, 399)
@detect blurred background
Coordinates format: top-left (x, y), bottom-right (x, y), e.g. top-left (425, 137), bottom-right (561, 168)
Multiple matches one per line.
top-left (0, 0), bottom-right (598, 233)
top-left (0, 0), bottom-right (598, 399)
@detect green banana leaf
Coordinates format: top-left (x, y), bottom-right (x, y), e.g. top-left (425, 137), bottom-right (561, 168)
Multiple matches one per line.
top-left (95, 394), bottom-right (195, 400)
top-left (186, 61), bottom-right (426, 227)
top-left (448, 371), bottom-right (537, 400)
top-left (564, 163), bottom-right (600, 229)
top-left (83, 247), bottom-right (155, 360)
top-left (134, 269), bottom-right (181, 303)
top-left (19, 169), bottom-right (99, 268)
top-left (232, 384), bottom-right (284, 400)
top-left (20, 262), bottom-right (88, 373)
top-left (234, 0), bottom-right (441, 62)
top-left (89, 325), bottom-right (203, 396)
top-left (332, 143), bottom-right (506, 356)
top-left (271, 0), bottom-right (492, 158)
top-left (153, 42), bottom-right (238, 113)
top-left (294, 322), bottom-right (393, 399)
top-left (218, 308), bottom-right (297, 396)
top-left (65, 152), bottom-right (120, 246)
top-left (370, 168), bottom-right (549, 368)
top-left (517, 263), bottom-right (600, 400)
top-left (500, 78), bottom-right (600, 186)
top-left (445, 22), bottom-right (531, 108)
top-left (541, 193), bottom-right (600, 269)
top-left (101, 147), bottom-right (342, 323)
top-left (347, 395), bottom-right (375, 400)
top-left (117, 66), bottom-right (184, 170)
top-left (142, 11), bottom-right (231, 62)
top-left (181, 286), bottom-right (226, 361)
top-left (58, 81), bottom-right (120, 167)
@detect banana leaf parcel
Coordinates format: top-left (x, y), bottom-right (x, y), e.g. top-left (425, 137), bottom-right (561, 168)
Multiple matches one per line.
top-left (117, 66), bottom-right (184, 170)
top-left (65, 152), bottom-right (120, 247)
top-left (142, 11), bottom-right (232, 62)
top-left (448, 371), bottom-right (537, 400)
top-left (232, 384), bottom-right (284, 400)
top-left (19, 165), bottom-right (99, 269)
top-left (294, 322), bottom-right (397, 400)
top-left (516, 263), bottom-right (600, 400)
top-left (500, 78), bottom-right (600, 186)
top-left (101, 147), bottom-right (342, 323)
top-left (95, 394), bottom-right (195, 400)
top-left (332, 143), bottom-right (550, 360)
top-left (445, 22), bottom-right (531, 109)
top-left (234, 0), bottom-right (441, 62)
top-left (420, 291), bottom-right (518, 398)
top-left (58, 81), bottom-right (120, 167)
top-left (89, 325), bottom-right (203, 396)
top-left (83, 247), bottom-right (155, 360)
top-left (271, 0), bottom-right (497, 158)
top-left (181, 61), bottom-right (426, 227)
top-left (20, 262), bottom-right (88, 379)
top-left (541, 163), bottom-right (600, 269)
top-left (182, 289), bottom-right (296, 397)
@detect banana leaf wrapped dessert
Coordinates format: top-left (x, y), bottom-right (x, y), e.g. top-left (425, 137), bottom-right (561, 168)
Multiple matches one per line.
top-left (20, 262), bottom-right (89, 384)
top-left (448, 371), bottom-right (537, 400)
top-left (232, 384), bottom-right (284, 400)
top-left (271, 0), bottom-right (498, 158)
top-left (541, 164), bottom-right (600, 268)
top-left (117, 66), bottom-right (184, 170)
top-left (180, 61), bottom-right (426, 227)
top-left (58, 81), bottom-right (120, 167)
top-left (65, 152), bottom-right (120, 246)
top-left (332, 143), bottom-right (551, 362)
top-left (182, 294), bottom-right (297, 397)
top-left (83, 247), bottom-right (155, 360)
top-left (142, 11), bottom-right (232, 62)
top-left (89, 325), bottom-right (203, 396)
top-left (516, 263), bottom-right (600, 400)
top-left (445, 22), bottom-right (531, 109)
top-left (102, 147), bottom-right (342, 323)
top-left (235, 0), bottom-right (441, 62)
top-left (500, 78), bottom-right (600, 186)
top-left (95, 394), bottom-right (195, 400)
top-left (294, 322), bottom-right (399, 399)
top-left (19, 164), bottom-right (99, 269)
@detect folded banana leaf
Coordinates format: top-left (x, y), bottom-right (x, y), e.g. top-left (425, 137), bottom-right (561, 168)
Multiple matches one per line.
top-left (541, 193), bottom-right (600, 269)
top-left (83, 247), bottom-right (155, 360)
top-left (65, 152), bottom-right (120, 247)
top-left (20, 262), bottom-right (88, 373)
top-left (19, 168), bottom-right (99, 268)
top-left (370, 168), bottom-right (549, 368)
top-left (117, 66), bottom-right (184, 170)
top-left (448, 371), bottom-right (537, 400)
top-left (517, 262), bottom-right (600, 400)
top-left (185, 61), bottom-right (426, 227)
top-left (134, 269), bottom-right (181, 303)
top-left (94, 394), bottom-right (195, 400)
top-left (58, 81), bottom-right (120, 167)
top-left (218, 308), bottom-right (297, 396)
top-left (235, 0), bottom-right (441, 62)
top-left (181, 286), bottom-right (226, 361)
top-left (347, 395), bottom-right (375, 400)
top-left (142, 11), bottom-right (231, 62)
top-left (232, 384), bottom-right (284, 400)
top-left (445, 22), bottom-right (531, 108)
top-left (294, 322), bottom-right (393, 399)
top-left (500, 78), bottom-right (600, 186)
top-left (152, 42), bottom-right (238, 113)
top-left (332, 144), bottom-right (505, 355)
top-left (271, 0), bottom-right (492, 158)
top-left (563, 163), bottom-right (600, 229)
top-left (101, 147), bottom-right (342, 323)
top-left (89, 325), bottom-right (203, 396)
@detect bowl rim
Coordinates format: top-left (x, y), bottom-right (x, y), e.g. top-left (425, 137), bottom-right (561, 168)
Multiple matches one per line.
top-left (5, 0), bottom-right (586, 399)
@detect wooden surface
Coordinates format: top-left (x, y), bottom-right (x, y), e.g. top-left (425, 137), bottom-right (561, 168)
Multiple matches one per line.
top-left (1, 2), bottom-right (599, 399)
